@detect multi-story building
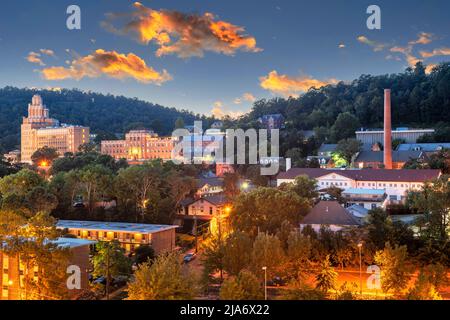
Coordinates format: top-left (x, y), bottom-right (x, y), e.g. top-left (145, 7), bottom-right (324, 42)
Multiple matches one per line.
top-left (0, 238), bottom-right (94, 300)
top-left (56, 220), bottom-right (177, 254)
top-left (277, 168), bottom-right (441, 203)
top-left (100, 130), bottom-right (176, 161)
top-left (356, 128), bottom-right (435, 145)
top-left (21, 95), bottom-right (89, 164)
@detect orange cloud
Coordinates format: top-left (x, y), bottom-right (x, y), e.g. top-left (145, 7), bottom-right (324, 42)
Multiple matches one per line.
top-left (40, 49), bottom-right (55, 56)
top-left (40, 49), bottom-right (171, 84)
top-left (260, 71), bottom-right (338, 97)
top-left (234, 92), bottom-right (256, 104)
top-left (211, 101), bottom-right (244, 119)
top-left (409, 32), bottom-right (434, 45)
top-left (102, 2), bottom-right (261, 58)
top-left (420, 47), bottom-right (450, 58)
top-left (390, 46), bottom-right (422, 67)
top-left (26, 52), bottom-right (45, 66)
top-left (425, 64), bottom-right (438, 74)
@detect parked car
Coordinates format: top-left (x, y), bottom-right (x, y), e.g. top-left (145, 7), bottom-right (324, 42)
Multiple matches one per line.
top-left (267, 276), bottom-right (286, 287)
top-left (183, 253), bottom-right (196, 263)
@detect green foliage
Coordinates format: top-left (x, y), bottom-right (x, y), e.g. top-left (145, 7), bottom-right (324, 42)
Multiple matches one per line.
top-left (250, 233), bottom-right (285, 279)
top-left (374, 243), bottom-right (411, 295)
top-left (279, 175), bottom-right (319, 203)
top-left (93, 241), bottom-right (132, 281)
top-left (335, 282), bottom-right (358, 300)
top-left (126, 253), bottom-right (195, 300)
top-left (335, 138), bottom-right (362, 164)
top-left (134, 245), bottom-right (155, 265)
top-left (223, 231), bottom-right (253, 276)
top-left (230, 187), bottom-right (310, 237)
top-left (407, 270), bottom-right (442, 300)
top-left (282, 279), bottom-right (326, 300)
top-left (331, 113), bottom-right (361, 142)
top-left (315, 255), bottom-right (338, 293)
top-left (31, 146), bottom-right (59, 166)
top-left (219, 270), bottom-right (263, 300)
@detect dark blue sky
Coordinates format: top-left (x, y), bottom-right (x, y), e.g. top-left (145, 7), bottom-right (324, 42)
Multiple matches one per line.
top-left (0, 0), bottom-right (449, 116)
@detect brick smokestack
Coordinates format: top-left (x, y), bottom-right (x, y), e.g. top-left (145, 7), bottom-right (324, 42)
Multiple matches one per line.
top-left (384, 89), bottom-right (393, 169)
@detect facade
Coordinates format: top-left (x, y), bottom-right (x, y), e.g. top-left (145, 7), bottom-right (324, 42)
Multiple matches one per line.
top-left (277, 168), bottom-right (441, 203)
top-left (56, 220), bottom-right (177, 254)
top-left (21, 95), bottom-right (89, 164)
top-left (258, 114), bottom-right (285, 130)
top-left (196, 177), bottom-right (224, 198)
top-left (3, 150), bottom-right (21, 164)
top-left (356, 128), bottom-right (435, 145)
top-left (0, 238), bottom-right (94, 300)
top-left (342, 188), bottom-right (388, 210)
top-left (300, 201), bottom-right (362, 232)
top-left (216, 163), bottom-right (235, 177)
top-left (101, 130), bottom-right (176, 161)
top-left (178, 194), bottom-right (229, 218)
top-left (353, 150), bottom-right (425, 169)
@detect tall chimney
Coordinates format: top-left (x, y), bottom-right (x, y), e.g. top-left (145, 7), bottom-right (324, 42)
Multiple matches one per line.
top-left (384, 89), bottom-right (393, 169)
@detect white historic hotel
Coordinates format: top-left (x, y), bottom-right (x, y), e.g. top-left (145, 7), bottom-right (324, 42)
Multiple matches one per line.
top-left (277, 168), bottom-right (441, 203)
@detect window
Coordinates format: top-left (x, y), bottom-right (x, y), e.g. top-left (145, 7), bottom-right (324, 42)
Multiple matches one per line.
top-left (371, 204), bottom-right (377, 209)
top-left (209, 207), bottom-right (213, 215)
top-left (389, 195), bottom-right (397, 201)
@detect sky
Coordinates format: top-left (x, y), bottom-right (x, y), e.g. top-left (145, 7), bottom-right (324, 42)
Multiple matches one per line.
top-left (0, 0), bottom-right (450, 117)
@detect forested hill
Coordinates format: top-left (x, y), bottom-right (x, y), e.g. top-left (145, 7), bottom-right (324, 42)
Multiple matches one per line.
top-left (241, 62), bottom-right (450, 140)
top-left (0, 87), bottom-right (201, 152)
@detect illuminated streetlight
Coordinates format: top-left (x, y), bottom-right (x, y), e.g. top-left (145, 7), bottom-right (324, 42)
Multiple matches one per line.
top-left (262, 266), bottom-right (267, 300)
top-left (241, 182), bottom-right (249, 191)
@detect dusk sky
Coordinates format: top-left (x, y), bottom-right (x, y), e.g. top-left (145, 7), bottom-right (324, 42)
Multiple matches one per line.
top-left (1, 0), bottom-right (450, 116)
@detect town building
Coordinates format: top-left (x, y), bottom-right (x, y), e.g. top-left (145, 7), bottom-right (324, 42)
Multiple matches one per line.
top-left (177, 194), bottom-right (229, 218)
top-left (196, 177), bottom-right (224, 198)
top-left (0, 237), bottom-right (94, 300)
top-left (353, 150), bottom-right (425, 169)
top-left (355, 128), bottom-right (435, 145)
top-left (258, 114), bottom-right (285, 130)
top-left (3, 150), bottom-right (21, 164)
top-left (300, 201), bottom-right (362, 232)
top-left (216, 163), bottom-right (235, 177)
top-left (277, 168), bottom-right (441, 203)
top-left (342, 188), bottom-right (388, 210)
top-left (101, 130), bottom-right (176, 161)
top-left (21, 95), bottom-right (89, 164)
top-left (56, 220), bottom-right (177, 254)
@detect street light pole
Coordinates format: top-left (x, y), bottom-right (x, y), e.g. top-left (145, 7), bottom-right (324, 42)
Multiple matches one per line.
top-left (262, 266), bottom-right (267, 301)
top-left (358, 243), bottom-right (363, 298)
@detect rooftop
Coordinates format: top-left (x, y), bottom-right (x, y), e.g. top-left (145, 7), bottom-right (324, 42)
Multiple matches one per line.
top-left (301, 201), bottom-right (362, 226)
top-left (57, 220), bottom-right (178, 234)
top-left (277, 168), bottom-right (441, 182)
top-left (52, 237), bottom-right (97, 249)
top-left (342, 188), bottom-right (386, 195)
top-left (354, 151), bottom-right (423, 163)
top-left (397, 143), bottom-right (450, 152)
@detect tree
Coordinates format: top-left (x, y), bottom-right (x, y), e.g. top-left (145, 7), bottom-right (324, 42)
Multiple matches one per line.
top-left (219, 270), bottom-right (263, 300)
top-left (315, 255), bottom-right (337, 293)
top-left (93, 241), bottom-right (132, 296)
top-left (174, 117), bottom-right (185, 129)
top-left (282, 279), bottom-right (326, 300)
top-left (126, 253), bottom-right (195, 300)
top-left (251, 233), bottom-right (285, 279)
top-left (374, 243), bottom-right (410, 295)
top-left (407, 178), bottom-right (450, 242)
top-left (286, 231), bottom-right (312, 279)
top-left (330, 113), bottom-right (360, 142)
top-left (230, 187), bottom-right (310, 237)
top-left (407, 270), bottom-right (442, 300)
top-left (31, 146), bottom-right (59, 167)
top-left (366, 208), bottom-right (393, 250)
top-left (223, 231), bottom-right (253, 276)
top-left (201, 233), bottom-right (225, 282)
top-left (77, 164), bottom-right (113, 214)
top-left (279, 175), bottom-right (319, 204)
top-left (134, 245), bottom-right (155, 265)
top-left (335, 138), bottom-right (362, 165)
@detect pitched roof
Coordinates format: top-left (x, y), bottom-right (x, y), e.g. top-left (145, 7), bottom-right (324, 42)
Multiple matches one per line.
top-left (397, 143), bottom-right (450, 152)
top-left (193, 194), bottom-right (228, 206)
top-left (301, 201), bottom-right (361, 226)
top-left (318, 144), bottom-right (337, 153)
top-left (277, 168), bottom-right (441, 182)
top-left (354, 151), bottom-right (423, 163)
top-left (197, 177), bottom-right (224, 188)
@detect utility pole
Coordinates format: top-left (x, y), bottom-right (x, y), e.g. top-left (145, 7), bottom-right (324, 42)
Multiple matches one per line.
top-left (358, 243), bottom-right (363, 298)
top-left (194, 213), bottom-right (198, 254)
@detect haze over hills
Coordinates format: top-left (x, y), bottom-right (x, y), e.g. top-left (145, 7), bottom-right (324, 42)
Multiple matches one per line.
top-left (1, 62), bottom-right (450, 154)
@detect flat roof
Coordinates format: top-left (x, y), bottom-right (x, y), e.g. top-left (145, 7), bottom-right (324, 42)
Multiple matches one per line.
top-left (343, 188), bottom-right (386, 195)
top-left (57, 220), bottom-right (178, 234)
top-left (52, 237), bottom-right (97, 249)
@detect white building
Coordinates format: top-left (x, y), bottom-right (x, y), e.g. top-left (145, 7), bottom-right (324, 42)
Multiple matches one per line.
top-left (277, 168), bottom-right (441, 203)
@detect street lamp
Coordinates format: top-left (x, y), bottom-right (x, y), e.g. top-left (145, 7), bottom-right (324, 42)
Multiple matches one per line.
top-left (262, 266), bottom-right (267, 301)
top-left (357, 242), bottom-right (363, 298)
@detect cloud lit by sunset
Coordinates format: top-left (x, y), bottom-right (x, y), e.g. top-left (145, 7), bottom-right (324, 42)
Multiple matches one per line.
top-left (102, 2), bottom-right (261, 58)
top-left (259, 71), bottom-right (338, 97)
top-left (40, 49), bottom-right (172, 84)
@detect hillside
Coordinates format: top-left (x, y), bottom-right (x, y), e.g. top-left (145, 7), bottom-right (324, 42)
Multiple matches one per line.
top-left (0, 87), bottom-right (202, 153)
top-left (241, 62), bottom-right (450, 139)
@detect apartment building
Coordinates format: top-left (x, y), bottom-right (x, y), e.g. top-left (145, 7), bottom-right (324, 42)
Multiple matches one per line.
top-left (0, 238), bottom-right (94, 300)
top-left (56, 220), bottom-right (177, 254)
